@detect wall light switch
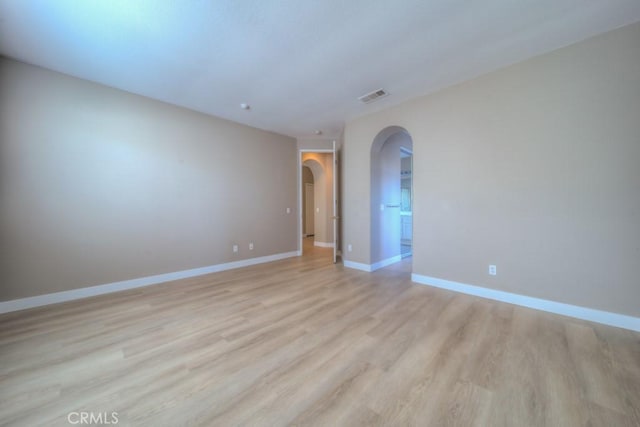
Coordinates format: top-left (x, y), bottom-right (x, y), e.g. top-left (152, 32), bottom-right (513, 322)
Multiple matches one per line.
top-left (348, 244), bottom-right (352, 252)
top-left (316, 207), bottom-right (320, 213)
top-left (489, 265), bottom-right (497, 275)
top-left (286, 207), bottom-right (291, 214)
top-left (233, 245), bottom-right (238, 253)
top-left (249, 243), bottom-right (254, 250)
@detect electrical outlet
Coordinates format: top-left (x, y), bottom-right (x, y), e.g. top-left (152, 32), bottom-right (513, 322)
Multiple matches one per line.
top-left (249, 242), bottom-right (254, 250)
top-left (233, 245), bottom-right (238, 253)
top-left (489, 265), bottom-right (497, 275)
top-left (348, 244), bottom-right (352, 252)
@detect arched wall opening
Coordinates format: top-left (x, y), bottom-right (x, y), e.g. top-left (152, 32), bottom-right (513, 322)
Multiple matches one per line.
top-left (370, 126), bottom-right (414, 267)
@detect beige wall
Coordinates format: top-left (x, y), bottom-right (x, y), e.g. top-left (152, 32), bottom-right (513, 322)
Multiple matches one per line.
top-left (0, 58), bottom-right (298, 301)
top-left (302, 166), bottom-right (314, 235)
top-left (297, 138), bottom-right (334, 151)
top-left (343, 22), bottom-right (640, 317)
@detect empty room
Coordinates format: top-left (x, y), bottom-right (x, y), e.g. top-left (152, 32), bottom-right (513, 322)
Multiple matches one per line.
top-left (1, 1), bottom-right (640, 426)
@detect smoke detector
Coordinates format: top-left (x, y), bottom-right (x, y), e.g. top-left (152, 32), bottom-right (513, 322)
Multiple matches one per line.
top-left (358, 88), bottom-right (389, 104)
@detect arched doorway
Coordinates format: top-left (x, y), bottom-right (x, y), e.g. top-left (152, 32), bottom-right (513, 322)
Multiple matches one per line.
top-left (370, 126), bottom-right (414, 269)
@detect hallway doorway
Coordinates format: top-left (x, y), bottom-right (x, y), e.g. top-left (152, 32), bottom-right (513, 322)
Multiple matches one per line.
top-left (299, 150), bottom-right (334, 261)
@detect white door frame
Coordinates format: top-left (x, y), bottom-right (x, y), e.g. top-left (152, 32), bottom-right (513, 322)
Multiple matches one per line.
top-left (332, 140), bottom-right (338, 264)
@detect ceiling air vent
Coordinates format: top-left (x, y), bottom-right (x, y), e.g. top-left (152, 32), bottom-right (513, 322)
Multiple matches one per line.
top-left (358, 88), bottom-right (389, 104)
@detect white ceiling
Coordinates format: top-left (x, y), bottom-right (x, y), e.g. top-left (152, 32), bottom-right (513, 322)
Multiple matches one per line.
top-left (2, 1), bottom-right (640, 139)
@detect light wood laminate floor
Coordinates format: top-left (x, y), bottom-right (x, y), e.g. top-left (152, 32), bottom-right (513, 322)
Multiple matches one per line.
top-left (1, 242), bottom-right (639, 426)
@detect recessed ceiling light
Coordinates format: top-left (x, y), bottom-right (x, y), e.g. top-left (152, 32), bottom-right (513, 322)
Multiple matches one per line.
top-left (314, 130), bottom-right (322, 135)
top-left (240, 103), bottom-right (250, 110)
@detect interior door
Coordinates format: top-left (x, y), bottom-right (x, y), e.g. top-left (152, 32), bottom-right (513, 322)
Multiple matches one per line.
top-left (332, 140), bottom-right (339, 263)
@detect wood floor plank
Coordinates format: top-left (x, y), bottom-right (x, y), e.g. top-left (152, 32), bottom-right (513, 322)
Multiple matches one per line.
top-left (1, 239), bottom-right (639, 426)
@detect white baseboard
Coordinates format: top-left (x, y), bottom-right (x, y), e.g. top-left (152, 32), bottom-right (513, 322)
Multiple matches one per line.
top-left (411, 274), bottom-right (640, 332)
top-left (343, 260), bottom-right (372, 272)
top-left (0, 251), bottom-right (300, 314)
top-left (371, 255), bottom-right (402, 271)
top-left (343, 254), bottom-right (402, 273)
top-left (314, 241), bottom-right (335, 248)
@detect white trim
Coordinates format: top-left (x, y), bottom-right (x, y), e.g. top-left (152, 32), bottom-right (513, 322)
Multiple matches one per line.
top-left (314, 241), bottom-right (335, 248)
top-left (411, 274), bottom-right (640, 332)
top-left (371, 255), bottom-right (402, 271)
top-left (343, 260), bottom-right (372, 272)
top-left (298, 151), bottom-right (303, 255)
top-left (0, 251), bottom-right (300, 314)
top-left (332, 139), bottom-right (337, 264)
top-left (343, 254), bottom-right (402, 273)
